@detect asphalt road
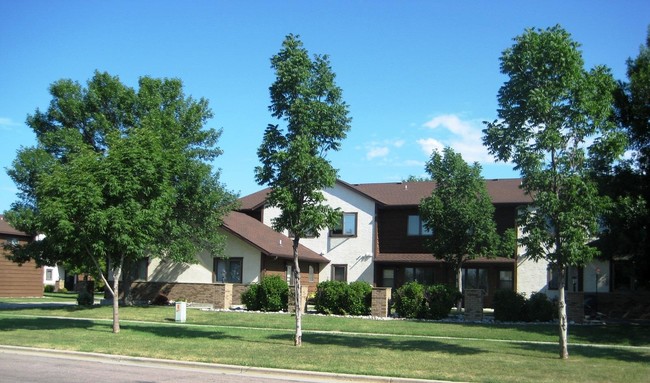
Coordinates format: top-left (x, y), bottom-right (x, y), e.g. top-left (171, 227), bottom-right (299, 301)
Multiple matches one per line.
top-left (0, 346), bottom-right (438, 383)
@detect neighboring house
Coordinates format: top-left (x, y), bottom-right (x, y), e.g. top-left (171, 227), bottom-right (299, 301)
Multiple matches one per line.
top-left (0, 215), bottom-right (42, 297)
top-left (43, 264), bottom-right (65, 288)
top-left (144, 210), bottom-right (329, 294)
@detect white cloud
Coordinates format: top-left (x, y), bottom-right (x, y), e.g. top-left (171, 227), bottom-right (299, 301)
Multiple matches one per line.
top-left (366, 146), bottom-right (390, 160)
top-left (419, 113), bottom-right (496, 164)
top-left (364, 138), bottom-right (408, 160)
top-left (0, 117), bottom-right (20, 130)
top-left (416, 138), bottom-right (444, 156)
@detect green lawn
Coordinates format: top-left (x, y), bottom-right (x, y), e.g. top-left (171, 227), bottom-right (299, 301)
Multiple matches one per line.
top-left (0, 292), bottom-right (79, 303)
top-left (0, 305), bottom-right (648, 383)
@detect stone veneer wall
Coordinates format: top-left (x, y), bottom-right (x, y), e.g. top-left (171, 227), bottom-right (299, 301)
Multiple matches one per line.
top-left (129, 282), bottom-right (395, 317)
top-left (566, 292), bottom-right (584, 324)
top-left (371, 287), bottom-right (391, 317)
top-left (288, 285), bottom-right (309, 314)
top-left (464, 289), bottom-right (484, 322)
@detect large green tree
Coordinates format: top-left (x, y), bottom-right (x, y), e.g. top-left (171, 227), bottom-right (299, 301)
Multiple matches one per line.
top-left (602, 26), bottom-right (650, 289)
top-left (419, 147), bottom-right (515, 310)
top-left (483, 26), bottom-right (626, 359)
top-left (5, 71), bottom-right (236, 333)
top-left (255, 34), bottom-right (351, 346)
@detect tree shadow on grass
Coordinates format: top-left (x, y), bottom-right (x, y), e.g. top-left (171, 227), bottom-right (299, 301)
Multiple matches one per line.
top-left (122, 322), bottom-right (242, 341)
top-left (0, 317), bottom-right (95, 332)
top-left (268, 332), bottom-right (483, 355)
top-left (513, 341), bottom-right (650, 363)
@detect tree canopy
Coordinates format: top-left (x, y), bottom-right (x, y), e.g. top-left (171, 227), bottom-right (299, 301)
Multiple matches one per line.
top-left (5, 71), bottom-right (236, 332)
top-left (419, 147), bottom-right (515, 296)
top-left (255, 34), bottom-right (351, 346)
top-left (483, 25), bottom-right (626, 359)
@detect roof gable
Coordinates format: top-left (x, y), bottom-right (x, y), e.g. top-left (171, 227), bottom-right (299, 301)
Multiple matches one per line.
top-left (221, 211), bottom-right (328, 264)
top-left (0, 215), bottom-right (30, 237)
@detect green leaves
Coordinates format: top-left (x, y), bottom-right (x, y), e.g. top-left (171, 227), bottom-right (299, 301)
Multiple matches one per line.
top-left (420, 147), bottom-right (510, 270)
top-left (5, 71), bottom-right (236, 274)
top-left (484, 25), bottom-right (622, 268)
top-left (256, 35), bottom-right (351, 240)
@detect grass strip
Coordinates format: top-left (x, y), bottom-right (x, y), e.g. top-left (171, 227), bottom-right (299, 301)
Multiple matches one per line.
top-left (0, 307), bottom-right (648, 383)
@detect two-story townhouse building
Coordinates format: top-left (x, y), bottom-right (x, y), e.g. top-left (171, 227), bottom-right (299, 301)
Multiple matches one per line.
top-left (129, 177), bottom-right (622, 311)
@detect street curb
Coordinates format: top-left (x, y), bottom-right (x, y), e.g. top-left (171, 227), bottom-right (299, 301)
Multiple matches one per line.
top-left (0, 345), bottom-right (460, 383)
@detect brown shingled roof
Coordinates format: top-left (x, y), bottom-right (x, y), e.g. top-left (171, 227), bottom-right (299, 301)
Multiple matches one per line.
top-left (0, 215), bottom-right (29, 237)
top-left (221, 211), bottom-right (328, 264)
top-left (351, 178), bottom-right (531, 206)
top-left (238, 188), bottom-right (270, 210)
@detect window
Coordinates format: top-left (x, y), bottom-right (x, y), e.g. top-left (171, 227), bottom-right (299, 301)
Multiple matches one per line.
top-left (286, 264), bottom-right (293, 285)
top-left (45, 269), bottom-right (53, 281)
top-left (463, 268), bottom-right (488, 292)
top-left (498, 270), bottom-right (513, 290)
top-left (331, 213), bottom-right (357, 237)
top-left (407, 215), bottom-right (433, 236)
top-left (308, 265), bottom-right (315, 283)
top-left (214, 258), bottom-right (243, 283)
top-left (404, 266), bottom-right (434, 285)
top-left (548, 266), bottom-right (582, 291)
top-left (134, 258), bottom-right (149, 281)
top-left (382, 268), bottom-right (395, 288)
top-left (332, 264), bottom-right (347, 282)
top-left (548, 267), bottom-right (560, 290)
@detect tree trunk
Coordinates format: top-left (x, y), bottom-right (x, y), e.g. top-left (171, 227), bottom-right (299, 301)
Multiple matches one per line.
top-left (112, 268), bottom-right (120, 334)
top-left (293, 238), bottom-right (302, 347)
top-left (455, 262), bottom-right (463, 313)
top-left (558, 266), bottom-right (569, 359)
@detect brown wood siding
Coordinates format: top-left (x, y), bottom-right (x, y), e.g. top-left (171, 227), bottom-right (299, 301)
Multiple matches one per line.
top-left (261, 256), bottom-right (319, 294)
top-left (0, 236), bottom-right (43, 297)
top-left (494, 204), bottom-right (518, 235)
top-left (377, 207), bottom-right (429, 254)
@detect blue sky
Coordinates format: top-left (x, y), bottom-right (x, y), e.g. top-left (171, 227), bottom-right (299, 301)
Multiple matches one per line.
top-left (1, 1), bottom-right (649, 213)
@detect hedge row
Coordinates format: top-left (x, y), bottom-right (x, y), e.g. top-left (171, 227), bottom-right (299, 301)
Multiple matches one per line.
top-left (393, 281), bottom-right (461, 320)
top-left (493, 289), bottom-right (556, 322)
top-left (314, 280), bottom-right (372, 315)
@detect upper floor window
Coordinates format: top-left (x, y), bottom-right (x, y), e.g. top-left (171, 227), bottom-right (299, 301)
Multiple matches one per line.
top-left (331, 212), bottom-right (357, 237)
top-left (407, 215), bottom-right (433, 236)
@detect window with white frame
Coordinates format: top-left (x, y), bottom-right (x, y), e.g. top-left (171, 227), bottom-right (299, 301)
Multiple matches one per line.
top-left (331, 212), bottom-right (357, 237)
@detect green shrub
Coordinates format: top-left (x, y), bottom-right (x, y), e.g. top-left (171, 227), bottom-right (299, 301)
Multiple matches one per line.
top-left (493, 289), bottom-right (527, 322)
top-left (77, 290), bottom-right (94, 306)
top-left (258, 275), bottom-right (289, 311)
top-left (393, 281), bottom-right (427, 319)
top-left (44, 285), bottom-right (54, 293)
top-left (314, 280), bottom-right (348, 315)
top-left (151, 294), bottom-right (169, 306)
top-left (425, 284), bottom-right (461, 320)
top-left (344, 281), bottom-right (372, 316)
top-left (241, 283), bottom-right (261, 311)
top-left (58, 287), bottom-right (68, 293)
top-left (527, 292), bottom-right (555, 322)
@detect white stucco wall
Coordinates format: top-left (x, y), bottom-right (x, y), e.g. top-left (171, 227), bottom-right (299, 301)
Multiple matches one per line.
top-left (516, 255), bottom-right (550, 298)
top-left (43, 265), bottom-right (65, 285)
top-left (147, 229), bottom-right (262, 284)
top-left (263, 182), bottom-right (376, 284)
